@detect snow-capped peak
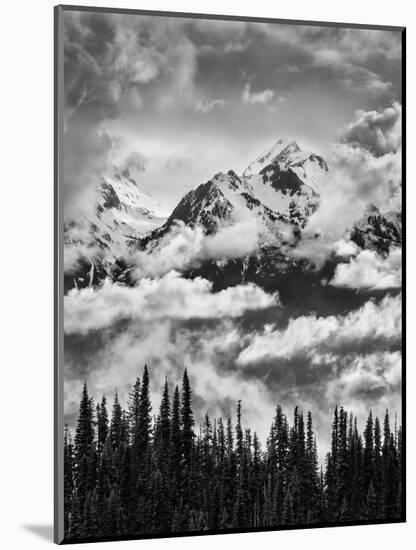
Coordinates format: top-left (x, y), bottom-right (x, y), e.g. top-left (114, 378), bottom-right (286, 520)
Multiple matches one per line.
top-left (243, 138), bottom-right (329, 185)
top-left (243, 138), bottom-right (300, 178)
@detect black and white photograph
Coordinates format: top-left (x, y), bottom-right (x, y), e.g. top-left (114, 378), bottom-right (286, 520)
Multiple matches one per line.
top-left (56, 5), bottom-right (404, 543)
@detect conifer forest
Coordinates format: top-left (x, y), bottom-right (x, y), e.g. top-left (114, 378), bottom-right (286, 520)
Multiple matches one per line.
top-left (63, 366), bottom-right (403, 541)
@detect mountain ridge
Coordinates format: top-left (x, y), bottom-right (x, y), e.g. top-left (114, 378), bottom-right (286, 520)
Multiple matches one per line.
top-left (64, 138), bottom-right (401, 293)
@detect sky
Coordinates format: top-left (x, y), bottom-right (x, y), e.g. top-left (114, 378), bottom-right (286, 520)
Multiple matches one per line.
top-left (62, 9), bottom-right (403, 457)
top-left (63, 10), bottom-right (402, 211)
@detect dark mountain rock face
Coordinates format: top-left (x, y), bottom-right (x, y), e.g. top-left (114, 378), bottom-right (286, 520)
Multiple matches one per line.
top-left (167, 180), bottom-right (234, 230)
top-left (351, 207), bottom-right (402, 255)
top-left (99, 181), bottom-right (122, 210)
top-left (259, 163), bottom-right (308, 196)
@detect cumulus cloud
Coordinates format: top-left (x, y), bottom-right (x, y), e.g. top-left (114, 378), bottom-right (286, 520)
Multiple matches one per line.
top-left (330, 248), bottom-right (401, 290)
top-left (290, 143), bottom-right (401, 265)
top-left (64, 314), bottom-right (277, 443)
top-left (195, 97), bottom-right (227, 113)
top-left (333, 238), bottom-right (359, 257)
top-left (62, 12), bottom-right (403, 455)
top-left (132, 214), bottom-right (262, 279)
top-left (324, 351), bottom-right (401, 405)
top-left (342, 102), bottom-right (402, 156)
top-left (64, 271), bottom-right (277, 334)
top-left (242, 83), bottom-right (274, 105)
top-left (237, 293), bottom-right (401, 365)
top-left (64, 241), bottom-right (98, 273)
top-left (287, 102), bottom-right (402, 266)
top-left (63, 11), bottom-right (201, 217)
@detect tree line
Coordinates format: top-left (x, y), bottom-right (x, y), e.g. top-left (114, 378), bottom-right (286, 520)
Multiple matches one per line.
top-left (63, 366), bottom-right (403, 540)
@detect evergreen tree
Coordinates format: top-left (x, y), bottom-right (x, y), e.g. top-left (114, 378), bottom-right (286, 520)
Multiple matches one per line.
top-left (363, 410), bottom-right (375, 493)
top-left (181, 368), bottom-right (195, 470)
top-left (68, 492), bottom-right (82, 539)
top-left (134, 365), bottom-right (152, 532)
top-left (64, 371), bottom-right (403, 540)
top-left (373, 417), bottom-right (383, 513)
top-left (110, 392), bottom-right (123, 452)
top-left (155, 378), bottom-right (171, 471)
top-left (133, 365), bottom-right (152, 458)
top-left (365, 481), bottom-right (377, 520)
top-left (97, 396), bottom-right (109, 456)
top-left (169, 385), bottom-right (182, 518)
top-left (127, 377), bottom-right (141, 441)
top-left (73, 383), bottom-right (95, 512)
top-left (282, 487), bottom-right (294, 525)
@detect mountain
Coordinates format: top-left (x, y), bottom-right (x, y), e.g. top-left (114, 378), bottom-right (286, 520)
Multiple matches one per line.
top-left (63, 138), bottom-right (401, 297)
top-left (139, 169), bottom-right (287, 253)
top-left (351, 206), bottom-right (402, 255)
top-left (243, 139), bottom-right (328, 219)
top-left (64, 168), bottom-right (167, 291)
top-left (140, 140), bottom-right (329, 251)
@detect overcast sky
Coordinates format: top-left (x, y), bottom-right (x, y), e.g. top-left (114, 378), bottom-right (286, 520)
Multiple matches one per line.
top-left (63, 10), bottom-right (402, 210)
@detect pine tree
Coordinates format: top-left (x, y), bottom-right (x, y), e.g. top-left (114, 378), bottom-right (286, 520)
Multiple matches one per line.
top-left (169, 385), bottom-right (182, 519)
top-left (395, 482), bottom-right (403, 519)
top-left (365, 481), bottom-right (377, 520)
top-left (68, 492), bottom-right (82, 539)
top-left (127, 377), bottom-right (141, 441)
top-left (65, 372), bottom-right (403, 539)
top-left (74, 382), bottom-right (95, 512)
top-left (282, 487), bottom-right (294, 525)
top-left (105, 489), bottom-right (123, 536)
top-left (305, 411), bottom-right (319, 521)
top-left (363, 410), bottom-right (375, 494)
top-left (110, 392), bottom-right (123, 452)
top-left (373, 416), bottom-right (383, 514)
top-left (382, 410), bottom-right (396, 518)
top-left (155, 378), bottom-right (171, 471)
top-left (97, 396), bottom-right (109, 456)
top-left (82, 491), bottom-right (99, 537)
top-left (181, 368), bottom-right (195, 470)
top-left (134, 365), bottom-right (153, 532)
top-left (133, 365), bottom-right (152, 459)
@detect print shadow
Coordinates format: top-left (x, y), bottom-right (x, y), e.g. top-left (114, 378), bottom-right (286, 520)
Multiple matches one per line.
top-left (22, 524), bottom-right (53, 542)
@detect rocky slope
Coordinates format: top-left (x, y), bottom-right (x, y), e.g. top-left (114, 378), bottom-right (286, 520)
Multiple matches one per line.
top-left (64, 168), bottom-right (167, 291)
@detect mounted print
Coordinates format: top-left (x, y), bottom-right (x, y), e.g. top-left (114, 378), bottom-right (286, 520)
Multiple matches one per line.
top-left (54, 5), bottom-right (405, 544)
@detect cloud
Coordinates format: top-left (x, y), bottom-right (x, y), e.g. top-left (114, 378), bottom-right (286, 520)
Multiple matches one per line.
top-left (342, 102), bottom-right (402, 156)
top-left (291, 144), bottom-right (401, 265)
top-left (132, 214), bottom-right (262, 279)
top-left (237, 293), bottom-right (401, 365)
top-left (195, 97), bottom-right (227, 113)
top-left (242, 83), bottom-right (274, 105)
top-left (202, 212), bottom-right (262, 260)
top-left (63, 11), bottom-right (402, 221)
top-left (284, 102), bottom-right (402, 267)
top-left (64, 271), bottom-right (277, 334)
top-left (313, 53), bottom-right (392, 95)
top-left (330, 248), bottom-right (401, 290)
top-left (62, 13), bottom-right (403, 456)
top-left (119, 150), bottom-right (147, 174)
top-left (62, 11), bottom-right (202, 217)
top-left (64, 314), bottom-right (277, 443)
top-left (333, 238), bottom-right (359, 257)
top-left (64, 239), bottom-right (100, 272)
top-left (266, 25), bottom-right (401, 65)
top-left (325, 351), bottom-right (401, 404)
